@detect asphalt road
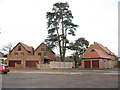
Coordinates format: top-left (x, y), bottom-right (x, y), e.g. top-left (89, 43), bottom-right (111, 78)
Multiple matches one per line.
top-left (2, 68), bottom-right (119, 88)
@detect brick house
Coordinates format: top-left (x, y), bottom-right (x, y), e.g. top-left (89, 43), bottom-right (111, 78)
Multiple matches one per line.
top-left (81, 42), bottom-right (115, 69)
top-left (0, 52), bottom-right (4, 64)
top-left (118, 57), bottom-right (120, 67)
top-left (7, 42), bottom-right (56, 68)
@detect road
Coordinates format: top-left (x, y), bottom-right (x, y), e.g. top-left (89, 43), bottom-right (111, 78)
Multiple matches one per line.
top-left (2, 68), bottom-right (119, 88)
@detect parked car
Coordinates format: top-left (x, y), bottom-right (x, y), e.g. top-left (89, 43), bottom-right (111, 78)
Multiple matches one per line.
top-left (0, 64), bottom-right (10, 74)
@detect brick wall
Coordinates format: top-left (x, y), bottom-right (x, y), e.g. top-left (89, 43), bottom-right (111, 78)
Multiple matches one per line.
top-left (7, 43), bottom-right (56, 68)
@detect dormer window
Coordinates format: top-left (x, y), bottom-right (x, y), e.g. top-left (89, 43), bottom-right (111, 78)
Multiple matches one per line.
top-left (91, 49), bottom-right (95, 52)
top-left (41, 46), bottom-right (45, 51)
top-left (108, 52), bottom-right (111, 55)
top-left (18, 46), bottom-right (21, 51)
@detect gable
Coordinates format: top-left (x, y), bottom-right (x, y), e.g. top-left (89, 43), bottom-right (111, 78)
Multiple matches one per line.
top-left (35, 42), bottom-right (47, 52)
top-left (10, 43), bottom-right (28, 54)
top-left (83, 42), bottom-right (113, 59)
top-left (35, 42), bottom-right (55, 54)
top-left (10, 42), bottom-right (34, 54)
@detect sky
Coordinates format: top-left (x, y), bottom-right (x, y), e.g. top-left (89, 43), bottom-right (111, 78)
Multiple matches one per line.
top-left (0, 0), bottom-right (119, 56)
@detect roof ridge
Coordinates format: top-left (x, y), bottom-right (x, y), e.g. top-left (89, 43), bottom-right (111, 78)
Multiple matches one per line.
top-left (95, 42), bottom-right (114, 55)
top-left (19, 42), bottom-right (33, 52)
top-left (35, 42), bottom-right (46, 51)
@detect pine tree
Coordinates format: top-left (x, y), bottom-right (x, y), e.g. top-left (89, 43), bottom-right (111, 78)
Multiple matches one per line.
top-left (45, 2), bottom-right (78, 62)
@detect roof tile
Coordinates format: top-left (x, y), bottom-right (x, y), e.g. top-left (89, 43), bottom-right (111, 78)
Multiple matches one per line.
top-left (20, 42), bottom-right (33, 52)
top-left (95, 42), bottom-right (114, 55)
top-left (82, 49), bottom-right (111, 59)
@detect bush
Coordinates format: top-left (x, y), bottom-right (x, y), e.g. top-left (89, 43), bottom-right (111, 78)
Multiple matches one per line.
top-left (75, 64), bottom-right (79, 68)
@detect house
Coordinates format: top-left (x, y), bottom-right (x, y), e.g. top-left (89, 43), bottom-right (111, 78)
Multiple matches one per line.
top-left (0, 52), bottom-right (4, 64)
top-left (118, 57), bottom-right (120, 67)
top-left (7, 42), bottom-right (56, 68)
top-left (0, 52), bottom-right (7, 64)
top-left (81, 42), bottom-right (115, 69)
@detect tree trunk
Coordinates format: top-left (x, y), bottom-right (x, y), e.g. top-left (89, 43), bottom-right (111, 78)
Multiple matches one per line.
top-left (63, 28), bottom-right (67, 62)
top-left (59, 41), bottom-right (62, 61)
top-left (56, 28), bottom-right (63, 61)
top-left (62, 16), bottom-right (65, 62)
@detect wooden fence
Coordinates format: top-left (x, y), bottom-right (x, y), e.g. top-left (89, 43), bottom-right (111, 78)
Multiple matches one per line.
top-left (50, 61), bottom-right (74, 69)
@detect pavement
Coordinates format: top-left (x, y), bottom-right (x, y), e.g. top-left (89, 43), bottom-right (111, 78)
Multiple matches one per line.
top-left (9, 68), bottom-right (120, 75)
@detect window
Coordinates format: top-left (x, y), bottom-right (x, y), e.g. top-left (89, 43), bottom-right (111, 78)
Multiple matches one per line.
top-left (21, 52), bottom-right (24, 55)
top-left (44, 52), bottom-right (48, 56)
top-left (41, 46), bottom-right (45, 51)
top-left (18, 46), bottom-right (21, 51)
top-left (38, 53), bottom-right (41, 56)
top-left (108, 52), bottom-right (111, 55)
top-left (91, 49), bottom-right (95, 52)
top-left (15, 53), bottom-right (18, 55)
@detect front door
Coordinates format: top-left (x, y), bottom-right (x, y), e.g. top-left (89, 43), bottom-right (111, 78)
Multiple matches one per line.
top-left (44, 59), bottom-right (50, 64)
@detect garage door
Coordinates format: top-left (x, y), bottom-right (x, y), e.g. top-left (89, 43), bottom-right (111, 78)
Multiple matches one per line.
top-left (92, 60), bottom-right (99, 68)
top-left (9, 60), bottom-right (21, 67)
top-left (84, 61), bottom-right (91, 68)
top-left (26, 61), bottom-right (38, 68)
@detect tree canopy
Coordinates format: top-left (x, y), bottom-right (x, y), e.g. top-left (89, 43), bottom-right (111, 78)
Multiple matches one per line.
top-left (68, 37), bottom-right (89, 57)
top-left (68, 37), bottom-right (89, 67)
top-left (45, 2), bottom-right (78, 62)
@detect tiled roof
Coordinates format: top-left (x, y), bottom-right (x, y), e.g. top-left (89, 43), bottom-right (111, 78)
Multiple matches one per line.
top-left (95, 42), bottom-right (114, 55)
top-left (20, 42), bottom-right (33, 52)
top-left (82, 49), bottom-right (111, 59)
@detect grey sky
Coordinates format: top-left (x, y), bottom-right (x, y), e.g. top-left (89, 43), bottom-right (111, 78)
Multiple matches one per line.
top-left (0, 0), bottom-right (119, 56)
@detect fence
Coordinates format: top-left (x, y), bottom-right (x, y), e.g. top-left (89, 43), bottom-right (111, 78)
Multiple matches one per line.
top-left (50, 61), bottom-right (74, 69)
top-left (37, 64), bottom-right (50, 69)
top-left (102, 60), bottom-right (115, 69)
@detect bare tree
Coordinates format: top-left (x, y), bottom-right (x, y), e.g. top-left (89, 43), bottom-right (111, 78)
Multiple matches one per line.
top-left (1, 43), bottom-right (13, 55)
